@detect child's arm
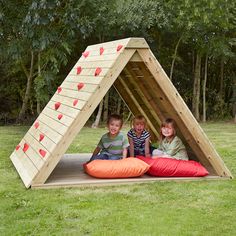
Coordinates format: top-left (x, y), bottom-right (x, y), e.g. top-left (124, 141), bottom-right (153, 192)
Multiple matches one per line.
top-left (91, 146), bottom-right (101, 157)
top-left (122, 148), bottom-right (128, 159)
top-left (128, 137), bottom-right (134, 157)
top-left (144, 137), bottom-right (151, 157)
top-left (165, 138), bottom-right (183, 157)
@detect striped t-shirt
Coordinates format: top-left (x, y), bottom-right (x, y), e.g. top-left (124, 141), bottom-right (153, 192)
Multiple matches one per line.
top-left (127, 129), bottom-right (150, 155)
top-left (98, 132), bottom-right (129, 158)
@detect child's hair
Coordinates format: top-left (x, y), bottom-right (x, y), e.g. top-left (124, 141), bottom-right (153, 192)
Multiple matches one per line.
top-left (131, 115), bottom-right (147, 129)
top-left (160, 118), bottom-right (177, 140)
top-left (107, 114), bottom-right (123, 127)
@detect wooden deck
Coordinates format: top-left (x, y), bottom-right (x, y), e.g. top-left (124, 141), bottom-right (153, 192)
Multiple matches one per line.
top-left (31, 154), bottom-right (229, 189)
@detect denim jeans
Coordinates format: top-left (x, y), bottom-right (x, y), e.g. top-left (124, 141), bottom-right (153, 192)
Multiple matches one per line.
top-left (89, 153), bottom-right (122, 162)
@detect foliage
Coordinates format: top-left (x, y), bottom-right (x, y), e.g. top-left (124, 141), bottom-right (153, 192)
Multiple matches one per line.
top-left (0, 0), bottom-right (236, 123)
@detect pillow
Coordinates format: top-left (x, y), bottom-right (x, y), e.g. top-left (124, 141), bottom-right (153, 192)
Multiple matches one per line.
top-left (84, 157), bottom-right (150, 178)
top-left (137, 156), bottom-right (209, 177)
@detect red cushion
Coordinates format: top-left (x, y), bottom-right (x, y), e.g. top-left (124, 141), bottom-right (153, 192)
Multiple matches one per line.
top-left (137, 156), bottom-right (209, 177)
top-left (84, 157), bottom-right (150, 178)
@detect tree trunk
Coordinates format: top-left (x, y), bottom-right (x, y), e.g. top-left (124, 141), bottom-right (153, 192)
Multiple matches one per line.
top-left (92, 100), bottom-right (103, 128)
top-left (18, 51), bottom-right (34, 122)
top-left (170, 34), bottom-right (183, 80)
top-left (103, 93), bottom-right (109, 122)
top-left (37, 52), bottom-right (41, 115)
top-left (219, 58), bottom-right (224, 100)
top-left (202, 55), bottom-right (208, 122)
top-left (232, 79), bottom-right (236, 123)
top-left (192, 52), bottom-right (201, 121)
top-left (117, 96), bottom-right (122, 115)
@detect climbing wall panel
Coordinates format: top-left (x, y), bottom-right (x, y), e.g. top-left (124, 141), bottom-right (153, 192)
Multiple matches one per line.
top-left (10, 38), bottom-right (139, 187)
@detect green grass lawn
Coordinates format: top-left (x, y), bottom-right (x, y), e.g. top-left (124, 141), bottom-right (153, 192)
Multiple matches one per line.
top-left (0, 122), bottom-right (236, 236)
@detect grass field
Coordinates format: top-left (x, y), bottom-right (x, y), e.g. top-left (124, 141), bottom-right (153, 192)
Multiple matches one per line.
top-left (0, 122), bottom-right (235, 236)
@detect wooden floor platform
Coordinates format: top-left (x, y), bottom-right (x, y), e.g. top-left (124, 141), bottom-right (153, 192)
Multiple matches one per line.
top-left (31, 154), bottom-right (228, 189)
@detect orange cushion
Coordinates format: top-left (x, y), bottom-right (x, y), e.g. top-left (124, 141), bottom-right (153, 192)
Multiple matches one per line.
top-left (84, 157), bottom-right (150, 178)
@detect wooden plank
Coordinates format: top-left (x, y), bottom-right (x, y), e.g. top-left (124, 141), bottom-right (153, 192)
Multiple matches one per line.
top-left (40, 113), bottom-right (68, 136)
top-left (47, 100), bottom-right (79, 119)
top-left (73, 59), bottom-right (115, 68)
top-left (10, 136), bottom-right (41, 188)
top-left (124, 64), bottom-right (162, 125)
top-left (32, 48), bottom-right (136, 185)
top-left (10, 152), bottom-right (36, 188)
top-left (66, 75), bottom-right (103, 85)
top-left (131, 62), bottom-right (166, 122)
top-left (51, 94), bottom-right (86, 110)
top-left (137, 48), bottom-right (232, 177)
top-left (121, 74), bottom-right (161, 141)
top-left (68, 67), bottom-right (110, 77)
top-left (34, 118), bottom-right (63, 143)
top-left (50, 87), bottom-right (92, 101)
top-left (27, 129), bottom-right (56, 154)
top-left (74, 38), bottom-right (147, 63)
top-left (126, 38), bottom-right (149, 48)
top-left (113, 80), bottom-right (140, 115)
top-left (77, 53), bottom-right (119, 63)
top-left (22, 135), bottom-right (46, 167)
top-left (43, 107), bottom-right (75, 127)
top-left (129, 52), bottom-right (143, 62)
top-left (59, 81), bottom-right (98, 93)
top-left (85, 38), bottom-right (130, 51)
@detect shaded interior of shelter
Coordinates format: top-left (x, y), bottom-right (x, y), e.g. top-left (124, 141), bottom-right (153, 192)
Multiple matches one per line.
top-left (41, 60), bottom-right (219, 188)
top-left (114, 61), bottom-right (217, 176)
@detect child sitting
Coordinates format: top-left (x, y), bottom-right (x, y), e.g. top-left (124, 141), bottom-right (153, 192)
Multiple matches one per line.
top-left (152, 118), bottom-right (189, 160)
top-left (89, 114), bottom-right (129, 161)
top-left (127, 115), bottom-right (152, 157)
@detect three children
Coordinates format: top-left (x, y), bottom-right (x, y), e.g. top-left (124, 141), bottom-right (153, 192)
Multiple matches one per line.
top-left (90, 114), bottom-right (188, 161)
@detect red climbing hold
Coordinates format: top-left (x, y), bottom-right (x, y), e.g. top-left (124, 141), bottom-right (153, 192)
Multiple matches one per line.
top-left (54, 102), bottom-right (61, 110)
top-left (39, 149), bottom-right (46, 158)
top-left (15, 145), bottom-right (20, 151)
top-left (57, 87), bottom-right (62, 93)
top-left (77, 83), bottom-right (84, 91)
top-left (94, 67), bottom-right (102, 76)
top-left (58, 114), bottom-right (63, 120)
top-left (73, 99), bottom-right (78, 106)
top-left (117, 45), bottom-right (123, 52)
top-left (34, 121), bottom-right (39, 129)
top-left (100, 47), bottom-right (104, 55)
top-left (39, 134), bottom-right (45, 142)
top-left (82, 51), bottom-right (89, 58)
top-left (76, 66), bottom-right (82, 75)
top-left (23, 143), bottom-right (29, 153)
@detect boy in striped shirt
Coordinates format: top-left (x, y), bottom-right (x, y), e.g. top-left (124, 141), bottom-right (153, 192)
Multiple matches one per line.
top-left (89, 114), bottom-right (129, 161)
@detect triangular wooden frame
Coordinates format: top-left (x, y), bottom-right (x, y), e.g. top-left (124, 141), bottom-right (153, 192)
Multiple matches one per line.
top-left (10, 38), bottom-right (232, 188)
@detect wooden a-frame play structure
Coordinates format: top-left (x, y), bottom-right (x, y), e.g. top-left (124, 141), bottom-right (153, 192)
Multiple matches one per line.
top-left (10, 38), bottom-right (232, 188)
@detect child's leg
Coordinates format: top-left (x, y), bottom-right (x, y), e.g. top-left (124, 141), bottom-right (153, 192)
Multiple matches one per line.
top-left (109, 156), bottom-right (122, 160)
